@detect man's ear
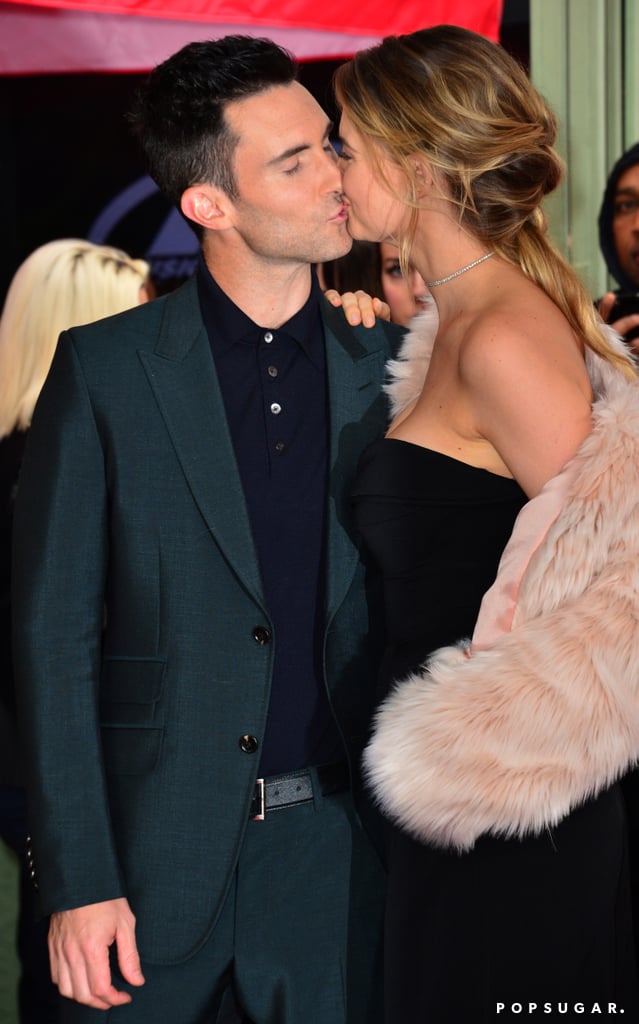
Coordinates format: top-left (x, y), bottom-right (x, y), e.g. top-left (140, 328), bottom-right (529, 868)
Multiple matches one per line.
top-left (180, 184), bottom-right (233, 232)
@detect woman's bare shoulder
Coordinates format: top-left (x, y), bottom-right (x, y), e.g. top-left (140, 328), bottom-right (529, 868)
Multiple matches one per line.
top-left (458, 289), bottom-right (587, 395)
top-left (455, 293), bottom-right (592, 495)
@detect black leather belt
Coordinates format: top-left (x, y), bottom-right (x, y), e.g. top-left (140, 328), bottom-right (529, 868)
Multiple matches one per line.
top-left (250, 762), bottom-right (349, 820)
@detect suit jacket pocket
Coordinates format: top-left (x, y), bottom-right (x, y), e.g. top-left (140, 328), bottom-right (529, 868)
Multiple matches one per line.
top-left (101, 724), bottom-right (163, 775)
top-left (100, 657), bottom-right (165, 726)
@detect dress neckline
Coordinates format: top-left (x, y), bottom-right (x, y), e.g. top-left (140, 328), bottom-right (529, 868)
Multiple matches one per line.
top-left (379, 435), bottom-right (520, 484)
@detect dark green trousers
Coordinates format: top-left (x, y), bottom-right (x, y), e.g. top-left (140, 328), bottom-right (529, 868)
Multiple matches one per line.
top-left (61, 786), bottom-right (385, 1023)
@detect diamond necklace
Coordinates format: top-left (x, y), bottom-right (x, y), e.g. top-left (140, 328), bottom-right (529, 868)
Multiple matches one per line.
top-left (425, 251), bottom-right (495, 288)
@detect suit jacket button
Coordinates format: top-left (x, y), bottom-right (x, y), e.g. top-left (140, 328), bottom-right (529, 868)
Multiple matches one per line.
top-left (239, 735), bottom-right (259, 754)
top-left (252, 626), bottom-right (272, 645)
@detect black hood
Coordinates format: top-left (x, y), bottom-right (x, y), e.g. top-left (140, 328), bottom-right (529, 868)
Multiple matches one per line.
top-left (598, 142), bottom-right (639, 291)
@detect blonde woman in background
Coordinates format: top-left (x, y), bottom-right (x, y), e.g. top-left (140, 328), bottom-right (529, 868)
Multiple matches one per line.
top-left (0, 239), bottom-right (150, 1024)
top-left (335, 25), bottom-right (639, 1020)
top-left (0, 239), bottom-right (151, 437)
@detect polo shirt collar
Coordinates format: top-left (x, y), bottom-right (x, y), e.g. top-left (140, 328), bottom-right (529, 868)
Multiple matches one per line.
top-left (196, 253), bottom-right (323, 366)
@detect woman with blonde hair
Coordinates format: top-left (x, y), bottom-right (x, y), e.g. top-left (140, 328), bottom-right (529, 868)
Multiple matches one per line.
top-left (0, 238), bottom-right (150, 1023)
top-left (336, 24), bottom-right (639, 1019)
top-left (0, 239), bottom-right (151, 437)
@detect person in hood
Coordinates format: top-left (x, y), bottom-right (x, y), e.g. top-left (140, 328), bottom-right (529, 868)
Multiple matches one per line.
top-left (598, 142), bottom-right (639, 348)
top-left (598, 146), bottom-right (639, 968)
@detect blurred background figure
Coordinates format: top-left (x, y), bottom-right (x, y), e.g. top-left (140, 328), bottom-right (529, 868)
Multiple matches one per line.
top-left (318, 239), bottom-right (430, 328)
top-left (0, 239), bottom-right (151, 1023)
top-left (597, 142), bottom-right (639, 349)
top-left (318, 238), bottom-right (383, 298)
top-left (597, 140), bottom-right (639, 970)
top-left (378, 242), bottom-right (430, 328)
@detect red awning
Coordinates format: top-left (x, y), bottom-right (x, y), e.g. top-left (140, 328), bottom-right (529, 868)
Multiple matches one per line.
top-left (0, 0), bottom-right (503, 73)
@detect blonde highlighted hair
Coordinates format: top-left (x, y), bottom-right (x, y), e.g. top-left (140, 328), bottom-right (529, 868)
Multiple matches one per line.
top-left (334, 25), bottom-right (635, 379)
top-left (0, 239), bottom-right (150, 436)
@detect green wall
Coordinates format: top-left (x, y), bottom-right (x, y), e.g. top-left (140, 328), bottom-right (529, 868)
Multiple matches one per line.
top-left (530, 0), bottom-right (639, 295)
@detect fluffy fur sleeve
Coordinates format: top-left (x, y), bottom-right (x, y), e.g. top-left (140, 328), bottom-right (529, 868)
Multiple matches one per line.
top-left (363, 370), bottom-right (639, 851)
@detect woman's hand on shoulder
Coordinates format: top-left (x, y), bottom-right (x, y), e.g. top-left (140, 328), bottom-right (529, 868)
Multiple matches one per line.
top-left (324, 288), bottom-right (391, 327)
top-left (461, 314), bottom-right (593, 497)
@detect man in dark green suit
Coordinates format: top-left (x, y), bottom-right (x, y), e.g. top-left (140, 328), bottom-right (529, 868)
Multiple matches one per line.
top-left (12, 36), bottom-right (402, 1024)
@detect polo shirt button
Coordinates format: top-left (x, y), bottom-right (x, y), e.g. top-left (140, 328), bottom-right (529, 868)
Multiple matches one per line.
top-left (264, 331), bottom-right (274, 344)
top-left (267, 366), bottom-right (278, 378)
top-left (270, 402), bottom-right (282, 415)
top-left (252, 625), bottom-right (272, 645)
top-left (275, 441), bottom-right (285, 453)
top-left (239, 735), bottom-right (259, 754)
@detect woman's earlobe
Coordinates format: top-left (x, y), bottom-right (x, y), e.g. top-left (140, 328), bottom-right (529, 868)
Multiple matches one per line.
top-left (411, 157), bottom-right (432, 187)
top-left (409, 158), bottom-right (436, 202)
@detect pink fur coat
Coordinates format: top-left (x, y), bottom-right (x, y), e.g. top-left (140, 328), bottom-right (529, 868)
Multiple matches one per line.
top-left (363, 303), bottom-right (639, 851)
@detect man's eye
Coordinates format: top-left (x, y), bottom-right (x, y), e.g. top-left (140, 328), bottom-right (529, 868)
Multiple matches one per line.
top-left (284, 162), bottom-right (301, 176)
top-left (615, 199), bottom-right (639, 216)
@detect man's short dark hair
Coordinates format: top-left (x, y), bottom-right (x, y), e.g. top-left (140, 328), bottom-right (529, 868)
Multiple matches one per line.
top-left (129, 36), bottom-right (297, 208)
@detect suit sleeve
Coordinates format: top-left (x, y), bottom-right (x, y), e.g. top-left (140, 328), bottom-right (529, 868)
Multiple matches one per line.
top-left (12, 330), bottom-right (124, 915)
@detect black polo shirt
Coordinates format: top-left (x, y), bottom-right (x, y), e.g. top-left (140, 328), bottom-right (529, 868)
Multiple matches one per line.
top-left (197, 257), bottom-right (343, 775)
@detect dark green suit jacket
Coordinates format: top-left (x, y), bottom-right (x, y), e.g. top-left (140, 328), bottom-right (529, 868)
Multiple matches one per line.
top-left (12, 275), bottom-right (402, 965)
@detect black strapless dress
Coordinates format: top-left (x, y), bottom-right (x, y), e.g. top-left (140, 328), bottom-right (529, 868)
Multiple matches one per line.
top-left (353, 438), bottom-right (638, 1022)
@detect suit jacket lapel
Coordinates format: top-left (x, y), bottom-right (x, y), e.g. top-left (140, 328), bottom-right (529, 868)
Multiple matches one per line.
top-left (322, 301), bottom-right (390, 622)
top-left (138, 278), bottom-right (266, 612)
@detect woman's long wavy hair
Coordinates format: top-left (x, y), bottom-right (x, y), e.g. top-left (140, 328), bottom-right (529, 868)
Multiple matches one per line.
top-left (0, 239), bottom-right (150, 436)
top-left (334, 25), bottom-right (635, 379)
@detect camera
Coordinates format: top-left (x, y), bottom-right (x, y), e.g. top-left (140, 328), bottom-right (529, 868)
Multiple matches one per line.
top-left (608, 291), bottom-right (639, 342)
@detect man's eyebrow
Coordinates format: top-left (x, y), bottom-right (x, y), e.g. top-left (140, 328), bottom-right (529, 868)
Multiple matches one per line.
top-left (266, 121), bottom-right (334, 167)
top-left (267, 143), bottom-right (311, 167)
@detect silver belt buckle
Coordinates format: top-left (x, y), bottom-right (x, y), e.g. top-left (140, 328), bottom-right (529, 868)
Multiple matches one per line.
top-left (253, 778), bottom-right (266, 821)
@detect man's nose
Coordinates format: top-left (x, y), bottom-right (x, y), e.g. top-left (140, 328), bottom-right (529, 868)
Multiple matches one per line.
top-left (323, 149), bottom-right (343, 192)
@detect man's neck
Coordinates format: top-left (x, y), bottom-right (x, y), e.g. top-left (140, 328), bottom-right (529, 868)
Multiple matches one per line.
top-left (201, 244), bottom-right (314, 329)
